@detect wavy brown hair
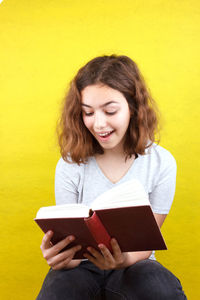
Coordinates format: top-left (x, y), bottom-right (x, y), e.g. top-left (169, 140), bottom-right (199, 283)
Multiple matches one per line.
top-left (57, 55), bottom-right (160, 164)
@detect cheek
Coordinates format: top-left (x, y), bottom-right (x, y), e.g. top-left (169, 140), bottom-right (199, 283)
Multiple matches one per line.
top-left (115, 112), bottom-right (131, 129)
top-left (82, 116), bottom-right (93, 130)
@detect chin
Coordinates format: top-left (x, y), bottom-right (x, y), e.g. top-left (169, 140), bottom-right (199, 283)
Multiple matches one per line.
top-left (101, 143), bottom-right (120, 151)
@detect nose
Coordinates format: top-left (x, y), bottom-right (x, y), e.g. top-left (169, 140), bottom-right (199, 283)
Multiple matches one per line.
top-left (94, 112), bottom-right (107, 130)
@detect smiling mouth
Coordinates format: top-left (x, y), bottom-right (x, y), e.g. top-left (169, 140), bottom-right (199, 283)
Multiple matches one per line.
top-left (98, 130), bottom-right (113, 136)
top-left (96, 130), bottom-right (114, 139)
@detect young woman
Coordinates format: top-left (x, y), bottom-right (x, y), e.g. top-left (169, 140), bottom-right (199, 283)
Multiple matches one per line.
top-left (37, 55), bottom-right (187, 299)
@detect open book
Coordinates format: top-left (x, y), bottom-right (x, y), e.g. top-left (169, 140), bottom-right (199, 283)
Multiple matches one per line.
top-left (35, 179), bottom-right (167, 259)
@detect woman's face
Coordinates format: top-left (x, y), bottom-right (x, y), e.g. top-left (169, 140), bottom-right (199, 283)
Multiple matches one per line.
top-left (81, 84), bottom-right (131, 153)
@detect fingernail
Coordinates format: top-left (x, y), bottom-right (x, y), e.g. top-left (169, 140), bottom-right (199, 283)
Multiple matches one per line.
top-left (69, 236), bottom-right (75, 241)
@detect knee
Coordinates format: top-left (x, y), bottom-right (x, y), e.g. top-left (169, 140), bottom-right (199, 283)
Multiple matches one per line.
top-left (126, 260), bottom-right (187, 299)
top-left (36, 267), bottom-right (102, 300)
top-left (36, 269), bottom-right (79, 300)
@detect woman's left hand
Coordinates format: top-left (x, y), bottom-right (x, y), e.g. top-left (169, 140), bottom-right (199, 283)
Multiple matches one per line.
top-left (83, 238), bottom-right (126, 270)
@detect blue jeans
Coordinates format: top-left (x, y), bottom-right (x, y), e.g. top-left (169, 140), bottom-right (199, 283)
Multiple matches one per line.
top-left (36, 259), bottom-right (187, 299)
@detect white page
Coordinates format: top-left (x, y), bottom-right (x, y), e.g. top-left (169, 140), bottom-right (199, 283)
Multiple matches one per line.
top-left (91, 179), bottom-right (150, 210)
top-left (35, 204), bottom-right (90, 219)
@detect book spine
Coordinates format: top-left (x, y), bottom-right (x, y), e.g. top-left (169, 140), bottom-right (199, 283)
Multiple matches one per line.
top-left (84, 212), bottom-right (112, 252)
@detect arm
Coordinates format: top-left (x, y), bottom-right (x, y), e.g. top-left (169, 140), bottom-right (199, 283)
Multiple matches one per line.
top-left (121, 148), bottom-right (177, 267)
top-left (40, 158), bottom-right (83, 270)
top-left (84, 213), bottom-right (167, 270)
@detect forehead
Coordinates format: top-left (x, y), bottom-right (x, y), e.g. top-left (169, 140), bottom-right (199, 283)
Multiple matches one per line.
top-left (81, 84), bottom-right (127, 106)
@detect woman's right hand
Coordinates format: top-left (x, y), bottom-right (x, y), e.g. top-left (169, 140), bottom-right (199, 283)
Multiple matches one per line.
top-left (40, 230), bottom-right (82, 270)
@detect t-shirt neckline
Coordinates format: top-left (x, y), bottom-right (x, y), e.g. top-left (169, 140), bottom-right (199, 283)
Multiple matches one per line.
top-left (92, 155), bottom-right (139, 186)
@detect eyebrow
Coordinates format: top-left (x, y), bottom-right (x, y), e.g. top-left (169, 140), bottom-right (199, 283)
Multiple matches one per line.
top-left (81, 101), bottom-right (118, 108)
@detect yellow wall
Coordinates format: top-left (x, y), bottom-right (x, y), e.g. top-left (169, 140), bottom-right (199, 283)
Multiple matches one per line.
top-left (0, 0), bottom-right (199, 299)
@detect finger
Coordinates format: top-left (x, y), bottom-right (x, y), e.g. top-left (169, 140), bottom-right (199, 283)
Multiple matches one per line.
top-left (41, 234), bottom-right (76, 261)
top-left (98, 244), bottom-right (115, 263)
top-left (40, 231), bottom-right (54, 250)
top-left (83, 246), bottom-right (113, 270)
top-left (83, 247), bottom-right (103, 266)
top-left (83, 252), bottom-right (95, 263)
top-left (86, 247), bottom-right (103, 260)
top-left (52, 253), bottom-right (74, 270)
top-left (83, 251), bottom-right (103, 269)
top-left (48, 244), bottom-right (82, 267)
top-left (110, 238), bottom-right (122, 258)
top-left (49, 235), bottom-right (76, 256)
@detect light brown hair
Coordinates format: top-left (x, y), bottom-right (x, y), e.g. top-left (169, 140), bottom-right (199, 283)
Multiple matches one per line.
top-left (57, 55), bottom-right (160, 163)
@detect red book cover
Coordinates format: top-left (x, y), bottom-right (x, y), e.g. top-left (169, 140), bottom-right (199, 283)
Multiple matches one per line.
top-left (84, 211), bottom-right (112, 252)
top-left (35, 205), bottom-right (166, 259)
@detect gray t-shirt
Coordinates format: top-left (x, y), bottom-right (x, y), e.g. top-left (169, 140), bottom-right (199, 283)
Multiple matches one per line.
top-left (54, 143), bottom-right (177, 260)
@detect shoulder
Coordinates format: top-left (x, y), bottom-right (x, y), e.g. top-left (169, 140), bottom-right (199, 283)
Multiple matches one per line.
top-left (55, 156), bottom-right (86, 185)
top-left (145, 143), bottom-right (177, 170)
top-left (56, 156), bottom-right (83, 173)
top-left (145, 144), bottom-right (177, 191)
top-left (135, 143), bottom-right (177, 189)
top-left (55, 155), bottom-right (95, 181)
top-left (144, 144), bottom-right (177, 214)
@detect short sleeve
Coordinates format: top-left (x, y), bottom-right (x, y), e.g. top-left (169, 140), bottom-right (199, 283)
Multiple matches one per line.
top-left (149, 150), bottom-right (177, 214)
top-left (55, 157), bottom-right (81, 205)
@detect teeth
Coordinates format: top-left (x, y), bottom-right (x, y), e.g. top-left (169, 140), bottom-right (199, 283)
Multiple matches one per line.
top-left (99, 131), bottom-right (112, 137)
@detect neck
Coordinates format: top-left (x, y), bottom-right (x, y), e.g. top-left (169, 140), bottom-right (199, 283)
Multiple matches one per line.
top-left (97, 148), bottom-right (134, 163)
top-left (103, 149), bottom-right (125, 159)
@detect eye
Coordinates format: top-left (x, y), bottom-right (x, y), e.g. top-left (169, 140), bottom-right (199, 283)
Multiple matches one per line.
top-left (105, 111), bottom-right (117, 115)
top-left (82, 111), bottom-right (94, 117)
